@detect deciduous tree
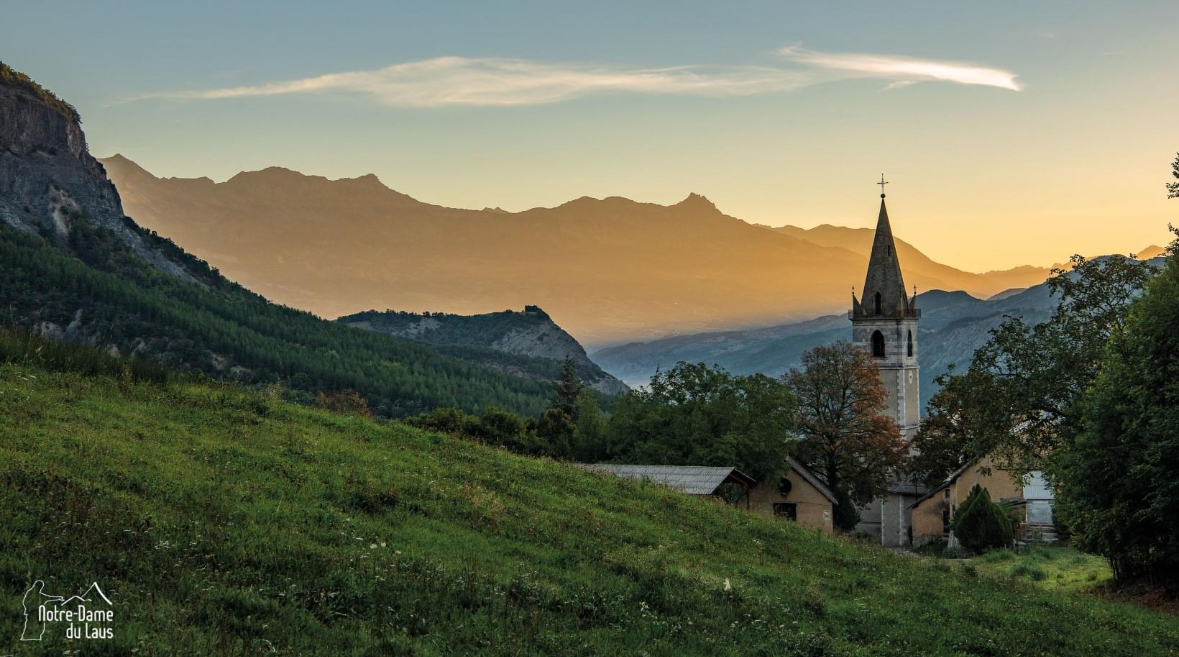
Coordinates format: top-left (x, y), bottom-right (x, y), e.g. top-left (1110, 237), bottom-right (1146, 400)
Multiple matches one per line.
top-left (908, 369), bottom-right (1010, 489)
top-left (785, 341), bottom-right (906, 525)
top-left (1057, 231), bottom-right (1179, 583)
top-left (947, 251), bottom-right (1155, 475)
top-left (606, 362), bottom-right (795, 479)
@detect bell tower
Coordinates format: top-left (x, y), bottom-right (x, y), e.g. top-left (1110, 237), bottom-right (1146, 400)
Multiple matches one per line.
top-left (850, 177), bottom-right (920, 441)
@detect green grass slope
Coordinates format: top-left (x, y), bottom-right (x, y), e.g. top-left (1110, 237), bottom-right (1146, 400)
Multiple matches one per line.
top-left (1, 363), bottom-right (1176, 656)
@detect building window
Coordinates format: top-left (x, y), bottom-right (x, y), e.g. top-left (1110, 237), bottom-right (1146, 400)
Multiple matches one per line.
top-left (874, 292), bottom-right (882, 315)
top-left (777, 477), bottom-right (793, 496)
top-left (871, 330), bottom-right (885, 358)
top-left (773, 503), bottom-right (798, 521)
top-left (907, 330), bottom-right (914, 357)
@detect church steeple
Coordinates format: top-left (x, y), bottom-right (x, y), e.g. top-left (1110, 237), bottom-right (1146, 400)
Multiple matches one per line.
top-left (847, 177), bottom-right (923, 547)
top-left (852, 181), bottom-right (917, 319)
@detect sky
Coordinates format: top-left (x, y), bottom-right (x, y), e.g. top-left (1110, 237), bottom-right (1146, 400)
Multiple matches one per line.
top-left (3, 1), bottom-right (1177, 271)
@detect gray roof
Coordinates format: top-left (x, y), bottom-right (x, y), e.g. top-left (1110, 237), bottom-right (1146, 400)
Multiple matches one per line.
top-left (888, 475), bottom-right (929, 496)
top-left (576, 464), bottom-right (753, 495)
top-left (908, 459), bottom-right (977, 509)
top-left (785, 456), bottom-right (839, 505)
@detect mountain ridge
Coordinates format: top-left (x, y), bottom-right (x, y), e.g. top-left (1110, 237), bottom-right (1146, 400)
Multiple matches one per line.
top-left (592, 253), bottom-right (1163, 408)
top-left (591, 283), bottom-right (1059, 409)
top-left (0, 64), bottom-right (594, 417)
top-left (102, 156), bottom-right (1055, 346)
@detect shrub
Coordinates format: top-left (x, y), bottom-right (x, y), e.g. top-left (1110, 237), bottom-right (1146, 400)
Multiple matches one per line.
top-left (407, 407), bottom-right (476, 434)
top-left (1011, 564), bottom-right (1047, 581)
top-left (950, 485), bottom-right (1014, 554)
top-left (316, 389), bottom-right (372, 417)
top-left (833, 487), bottom-right (861, 531)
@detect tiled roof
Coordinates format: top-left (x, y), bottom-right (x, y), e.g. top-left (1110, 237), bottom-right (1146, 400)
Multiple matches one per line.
top-left (576, 464), bottom-right (752, 495)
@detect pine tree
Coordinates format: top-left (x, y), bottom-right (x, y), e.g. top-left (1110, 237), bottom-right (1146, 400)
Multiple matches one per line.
top-left (950, 484), bottom-right (1013, 554)
top-left (551, 356), bottom-right (583, 420)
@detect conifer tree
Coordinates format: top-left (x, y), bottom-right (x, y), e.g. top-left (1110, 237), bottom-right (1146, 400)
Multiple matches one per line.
top-left (551, 356), bottom-right (583, 420)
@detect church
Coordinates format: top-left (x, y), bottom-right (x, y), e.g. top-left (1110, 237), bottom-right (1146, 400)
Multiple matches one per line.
top-left (848, 180), bottom-right (927, 546)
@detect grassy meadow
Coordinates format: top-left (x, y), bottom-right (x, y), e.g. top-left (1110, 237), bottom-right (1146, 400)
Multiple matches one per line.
top-left (970, 548), bottom-right (1114, 593)
top-left (1, 361), bottom-right (1177, 655)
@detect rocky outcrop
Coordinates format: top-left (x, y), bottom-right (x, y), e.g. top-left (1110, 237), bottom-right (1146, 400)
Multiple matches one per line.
top-left (0, 77), bottom-right (191, 280)
top-left (340, 306), bottom-right (630, 395)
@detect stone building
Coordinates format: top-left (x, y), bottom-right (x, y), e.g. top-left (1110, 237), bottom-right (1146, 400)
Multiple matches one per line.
top-left (849, 185), bottom-right (927, 546)
top-left (579, 460), bottom-right (837, 533)
top-left (747, 456), bottom-right (838, 533)
top-left (909, 458), bottom-right (1057, 547)
top-left (909, 456), bottom-right (1022, 547)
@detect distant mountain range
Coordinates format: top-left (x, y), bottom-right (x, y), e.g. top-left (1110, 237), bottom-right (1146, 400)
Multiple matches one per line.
top-left (0, 62), bottom-right (584, 417)
top-left (592, 250), bottom-right (1164, 408)
top-left (101, 155), bottom-right (1054, 346)
top-left (592, 285), bottom-right (1059, 410)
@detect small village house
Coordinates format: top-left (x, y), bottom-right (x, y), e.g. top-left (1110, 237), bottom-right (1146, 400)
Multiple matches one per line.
top-left (746, 456), bottom-right (838, 533)
top-left (909, 456), bottom-right (1056, 547)
top-left (579, 457), bottom-right (837, 533)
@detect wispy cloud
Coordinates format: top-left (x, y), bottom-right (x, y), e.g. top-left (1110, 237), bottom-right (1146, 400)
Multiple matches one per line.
top-left (779, 46), bottom-right (1022, 91)
top-left (144, 57), bottom-right (809, 107)
top-left (133, 48), bottom-right (1019, 107)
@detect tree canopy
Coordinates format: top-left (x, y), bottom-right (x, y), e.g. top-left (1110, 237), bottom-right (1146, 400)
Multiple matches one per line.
top-left (604, 362), bottom-right (796, 480)
top-left (785, 341), bottom-right (906, 520)
top-left (1055, 232), bottom-right (1179, 584)
top-left (936, 251), bottom-right (1155, 476)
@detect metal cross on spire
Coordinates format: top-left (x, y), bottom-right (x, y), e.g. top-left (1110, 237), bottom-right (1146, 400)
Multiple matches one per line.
top-left (877, 174), bottom-right (889, 198)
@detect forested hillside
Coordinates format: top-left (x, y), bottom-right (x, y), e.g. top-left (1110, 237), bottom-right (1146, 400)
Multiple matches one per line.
top-left (0, 221), bottom-right (552, 416)
top-left (0, 61), bottom-right (562, 417)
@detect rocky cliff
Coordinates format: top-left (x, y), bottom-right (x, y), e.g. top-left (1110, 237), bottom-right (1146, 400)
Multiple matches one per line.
top-left (0, 63), bottom-right (190, 279)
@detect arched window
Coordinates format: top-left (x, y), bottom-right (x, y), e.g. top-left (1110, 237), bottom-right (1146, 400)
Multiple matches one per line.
top-left (871, 330), bottom-right (885, 358)
top-left (907, 330), bottom-right (914, 357)
top-left (874, 292), bottom-right (882, 315)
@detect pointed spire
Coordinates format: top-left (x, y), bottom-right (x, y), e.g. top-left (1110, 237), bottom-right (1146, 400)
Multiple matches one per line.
top-left (856, 190), bottom-right (911, 318)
